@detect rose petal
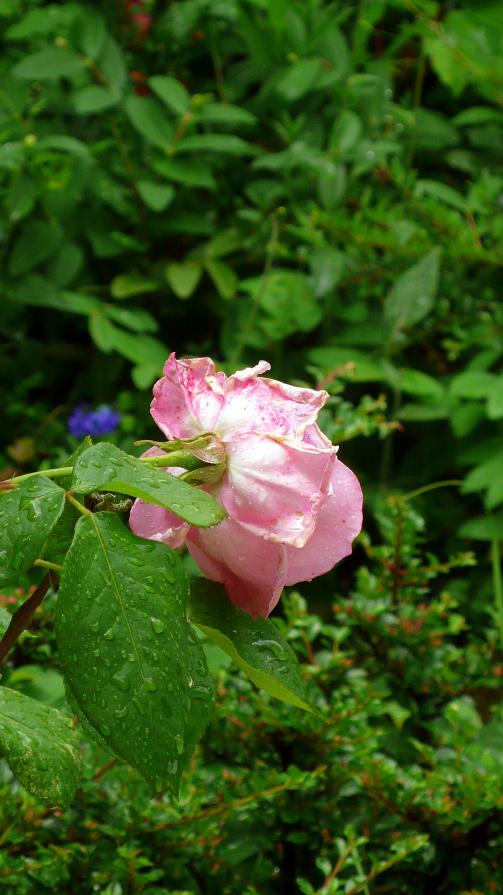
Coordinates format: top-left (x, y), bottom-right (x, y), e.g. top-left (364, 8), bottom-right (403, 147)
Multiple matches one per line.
top-left (129, 499), bottom-right (189, 548)
top-left (284, 459), bottom-right (363, 585)
top-left (217, 366), bottom-right (329, 440)
top-left (188, 519), bottom-right (287, 618)
top-left (220, 432), bottom-right (335, 547)
top-left (303, 423), bottom-right (333, 449)
top-left (151, 352), bottom-right (225, 439)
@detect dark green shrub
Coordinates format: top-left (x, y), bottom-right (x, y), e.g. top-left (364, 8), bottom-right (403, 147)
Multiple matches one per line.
top-left (1, 1), bottom-right (503, 892)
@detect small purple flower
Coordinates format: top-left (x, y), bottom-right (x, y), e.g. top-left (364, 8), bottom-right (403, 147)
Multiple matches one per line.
top-left (68, 405), bottom-right (121, 438)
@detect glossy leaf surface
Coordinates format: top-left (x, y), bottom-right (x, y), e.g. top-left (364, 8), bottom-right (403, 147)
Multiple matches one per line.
top-left (72, 443), bottom-right (226, 528)
top-left (0, 686), bottom-right (81, 808)
top-left (189, 580), bottom-right (314, 714)
top-left (56, 513), bottom-right (210, 792)
top-left (0, 477), bottom-right (65, 586)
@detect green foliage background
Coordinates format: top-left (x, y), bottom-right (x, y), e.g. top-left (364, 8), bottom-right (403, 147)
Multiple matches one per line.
top-left (1, 0), bottom-right (503, 892)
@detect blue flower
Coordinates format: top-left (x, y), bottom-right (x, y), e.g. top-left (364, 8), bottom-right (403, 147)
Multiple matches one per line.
top-left (68, 405), bottom-right (121, 438)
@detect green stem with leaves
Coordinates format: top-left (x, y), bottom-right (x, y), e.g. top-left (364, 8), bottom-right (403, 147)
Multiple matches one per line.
top-left (4, 466), bottom-right (73, 485)
top-left (4, 449), bottom-right (208, 488)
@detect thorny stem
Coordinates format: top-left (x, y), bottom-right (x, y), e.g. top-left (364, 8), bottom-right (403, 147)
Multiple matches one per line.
top-left (0, 572), bottom-right (56, 664)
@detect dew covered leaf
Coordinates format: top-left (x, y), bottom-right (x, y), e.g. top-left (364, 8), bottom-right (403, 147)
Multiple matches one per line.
top-left (189, 580), bottom-right (315, 714)
top-left (179, 629), bottom-right (215, 775)
top-left (42, 437), bottom-right (92, 565)
top-left (72, 442), bottom-right (226, 528)
top-left (0, 477), bottom-right (66, 586)
top-left (0, 686), bottom-right (81, 808)
top-left (55, 513), bottom-right (212, 793)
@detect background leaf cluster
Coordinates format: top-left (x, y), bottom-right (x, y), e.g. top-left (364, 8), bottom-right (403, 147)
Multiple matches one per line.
top-left (1, 0), bottom-right (503, 892)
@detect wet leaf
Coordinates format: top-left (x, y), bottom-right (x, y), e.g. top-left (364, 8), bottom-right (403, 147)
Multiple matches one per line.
top-left (56, 513), bottom-right (212, 793)
top-left (72, 443), bottom-right (226, 528)
top-left (0, 686), bottom-right (81, 808)
top-left (0, 477), bottom-right (66, 586)
top-left (189, 580), bottom-right (315, 714)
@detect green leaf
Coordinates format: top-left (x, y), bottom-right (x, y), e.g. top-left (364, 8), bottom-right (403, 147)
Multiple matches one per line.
top-left (487, 376), bottom-right (503, 419)
top-left (55, 513), bottom-right (208, 792)
top-left (425, 33), bottom-right (469, 96)
top-left (204, 229), bottom-right (241, 258)
top-left (89, 313), bottom-right (116, 352)
top-left (38, 134), bottom-right (91, 158)
top-left (317, 162), bottom-right (347, 210)
top-left (47, 242), bottom-right (83, 287)
top-left (5, 172), bottom-right (36, 222)
top-left (73, 85), bottom-right (119, 115)
top-left (450, 403), bottom-right (485, 438)
top-left (453, 106), bottom-right (502, 127)
top-left (414, 179), bottom-right (467, 212)
top-left (275, 59), bottom-right (324, 101)
top-left (5, 8), bottom-right (63, 40)
top-left (153, 156), bottom-right (216, 189)
top-left (136, 180), bottom-right (175, 212)
top-left (248, 271), bottom-right (321, 339)
top-left (309, 248), bottom-right (344, 298)
top-left (205, 259), bottom-right (237, 299)
top-left (79, 9), bottom-right (106, 58)
top-left (104, 305), bottom-right (158, 334)
top-left (110, 273), bottom-right (158, 299)
top-left (98, 37), bottom-right (127, 93)
top-left (463, 456), bottom-right (503, 509)
top-left (198, 103), bottom-right (256, 126)
top-left (398, 404), bottom-right (449, 422)
top-left (384, 248), bottom-right (442, 330)
top-left (176, 134), bottom-right (258, 156)
top-left (0, 687), bottom-right (81, 808)
top-left (41, 438), bottom-right (93, 565)
top-left (99, 328), bottom-right (167, 369)
top-left (459, 513), bottom-right (503, 541)
top-left (411, 108), bottom-right (459, 152)
top-left (308, 346), bottom-right (386, 382)
top-left (9, 220), bottom-right (61, 276)
top-left (450, 371), bottom-right (498, 399)
top-left (391, 368), bottom-right (445, 401)
top-left (124, 96), bottom-right (174, 150)
top-left (13, 48), bottom-right (85, 80)
top-left (0, 477), bottom-right (66, 586)
top-left (42, 501), bottom-right (80, 566)
top-left (166, 260), bottom-right (203, 299)
top-left (182, 630), bottom-right (215, 772)
top-left (72, 443), bottom-right (227, 528)
top-left (330, 110), bottom-right (362, 154)
top-left (189, 580), bottom-right (315, 714)
top-left (149, 75), bottom-right (190, 115)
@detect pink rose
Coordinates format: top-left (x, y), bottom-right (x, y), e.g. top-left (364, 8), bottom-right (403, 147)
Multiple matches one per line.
top-left (130, 354), bottom-right (363, 618)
